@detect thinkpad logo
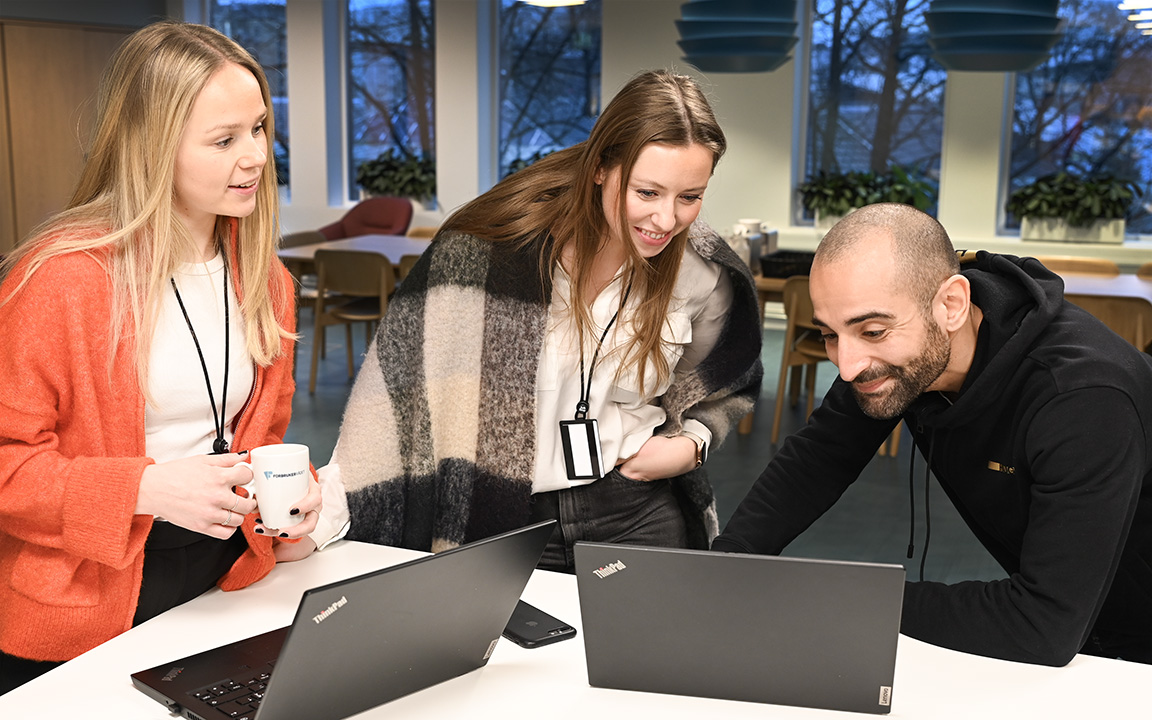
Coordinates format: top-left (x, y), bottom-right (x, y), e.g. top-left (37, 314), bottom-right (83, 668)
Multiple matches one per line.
top-left (592, 560), bottom-right (626, 579)
top-left (312, 595), bottom-right (348, 624)
top-left (161, 666), bottom-right (184, 682)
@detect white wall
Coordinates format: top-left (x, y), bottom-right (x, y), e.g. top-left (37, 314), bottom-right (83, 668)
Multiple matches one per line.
top-left (432, 0), bottom-right (485, 220)
top-left (281, 0), bottom-right (336, 233)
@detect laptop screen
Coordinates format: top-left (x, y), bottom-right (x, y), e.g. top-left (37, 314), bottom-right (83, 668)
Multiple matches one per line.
top-left (574, 542), bottom-right (905, 715)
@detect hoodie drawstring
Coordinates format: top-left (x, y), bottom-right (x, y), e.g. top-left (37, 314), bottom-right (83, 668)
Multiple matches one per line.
top-left (906, 426), bottom-right (936, 582)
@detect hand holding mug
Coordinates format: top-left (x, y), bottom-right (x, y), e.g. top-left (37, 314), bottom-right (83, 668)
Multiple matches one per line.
top-left (235, 443), bottom-right (317, 533)
top-left (136, 453), bottom-right (258, 540)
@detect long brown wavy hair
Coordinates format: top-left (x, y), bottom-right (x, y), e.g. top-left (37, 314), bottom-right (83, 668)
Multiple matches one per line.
top-left (442, 69), bottom-right (726, 395)
top-left (0, 21), bottom-right (290, 390)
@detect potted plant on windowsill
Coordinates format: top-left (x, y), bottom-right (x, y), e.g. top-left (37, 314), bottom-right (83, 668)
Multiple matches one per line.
top-left (355, 149), bottom-right (437, 209)
top-left (797, 170), bottom-right (878, 229)
top-left (797, 167), bottom-right (937, 230)
top-left (1007, 172), bottom-right (1139, 244)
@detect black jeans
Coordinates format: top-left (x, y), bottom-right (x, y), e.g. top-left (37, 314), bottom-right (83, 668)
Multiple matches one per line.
top-left (529, 468), bottom-right (688, 573)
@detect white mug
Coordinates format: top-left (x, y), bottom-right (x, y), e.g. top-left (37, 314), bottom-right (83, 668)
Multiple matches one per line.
top-left (735, 218), bottom-right (763, 236)
top-left (237, 443), bottom-right (311, 530)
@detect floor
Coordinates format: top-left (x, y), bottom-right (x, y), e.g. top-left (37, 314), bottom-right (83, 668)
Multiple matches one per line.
top-left (285, 307), bottom-right (1006, 585)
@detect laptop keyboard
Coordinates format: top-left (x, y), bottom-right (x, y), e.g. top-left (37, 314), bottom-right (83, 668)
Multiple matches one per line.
top-left (188, 669), bottom-right (272, 719)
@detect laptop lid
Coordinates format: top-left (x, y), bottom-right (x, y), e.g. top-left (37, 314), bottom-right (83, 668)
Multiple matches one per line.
top-left (574, 542), bottom-right (905, 715)
top-left (132, 520), bottom-right (554, 720)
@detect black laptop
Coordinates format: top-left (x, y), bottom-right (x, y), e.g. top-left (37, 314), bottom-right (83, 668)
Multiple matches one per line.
top-left (574, 542), bottom-right (905, 715)
top-left (132, 520), bottom-right (555, 720)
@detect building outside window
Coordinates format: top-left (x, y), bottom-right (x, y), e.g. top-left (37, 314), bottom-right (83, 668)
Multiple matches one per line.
top-left (802, 0), bottom-right (945, 222)
top-left (1008, 0), bottom-right (1152, 234)
top-left (347, 0), bottom-right (435, 202)
top-left (208, 0), bottom-right (289, 188)
top-left (497, 0), bottom-right (601, 180)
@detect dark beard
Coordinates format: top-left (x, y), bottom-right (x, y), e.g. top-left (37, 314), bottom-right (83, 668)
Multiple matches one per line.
top-left (850, 321), bottom-right (951, 420)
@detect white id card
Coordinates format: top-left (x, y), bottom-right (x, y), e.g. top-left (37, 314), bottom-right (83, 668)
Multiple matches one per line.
top-left (559, 418), bottom-right (605, 480)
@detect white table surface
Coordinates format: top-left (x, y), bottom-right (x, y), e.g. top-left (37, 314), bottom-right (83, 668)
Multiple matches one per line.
top-left (2, 540), bottom-right (1148, 719)
top-left (276, 234), bottom-right (432, 266)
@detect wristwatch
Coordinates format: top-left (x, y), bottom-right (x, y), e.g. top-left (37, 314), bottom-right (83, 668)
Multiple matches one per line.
top-left (682, 431), bottom-right (708, 468)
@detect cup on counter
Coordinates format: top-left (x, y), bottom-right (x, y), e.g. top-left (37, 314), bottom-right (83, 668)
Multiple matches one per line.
top-left (237, 443), bottom-right (311, 530)
top-left (735, 218), bottom-right (763, 237)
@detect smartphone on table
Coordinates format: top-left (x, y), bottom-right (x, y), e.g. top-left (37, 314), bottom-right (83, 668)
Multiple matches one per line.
top-left (502, 600), bottom-right (577, 648)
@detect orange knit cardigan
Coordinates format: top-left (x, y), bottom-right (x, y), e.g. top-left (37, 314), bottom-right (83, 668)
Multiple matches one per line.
top-left (0, 225), bottom-right (298, 662)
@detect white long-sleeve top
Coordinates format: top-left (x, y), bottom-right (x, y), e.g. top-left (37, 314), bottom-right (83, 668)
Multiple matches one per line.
top-left (146, 253), bottom-right (254, 464)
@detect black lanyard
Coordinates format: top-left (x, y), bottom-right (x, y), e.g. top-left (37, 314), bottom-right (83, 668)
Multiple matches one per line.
top-left (574, 283), bottom-right (631, 420)
top-left (169, 260), bottom-right (231, 454)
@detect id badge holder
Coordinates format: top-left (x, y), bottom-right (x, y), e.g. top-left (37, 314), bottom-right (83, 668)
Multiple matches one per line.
top-left (560, 418), bottom-right (605, 481)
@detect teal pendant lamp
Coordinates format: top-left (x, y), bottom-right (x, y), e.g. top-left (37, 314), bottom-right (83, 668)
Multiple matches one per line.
top-left (925, 0), bottom-right (1064, 72)
top-left (676, 0), bottom-right (799, 73)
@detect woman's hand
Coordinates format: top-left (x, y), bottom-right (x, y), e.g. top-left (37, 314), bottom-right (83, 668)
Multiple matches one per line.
top-left (615, 435), bottom-right (698, 482)
top-left (274, 535), bottom-right (318, 563)
top-left (256, 478), bottom-right (322, 540)
top-left (136, 453), bottom-right (257, 539)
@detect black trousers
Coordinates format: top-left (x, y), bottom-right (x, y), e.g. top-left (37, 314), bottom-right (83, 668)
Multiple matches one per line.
top-left (529, 468), bottom-right (688, 573)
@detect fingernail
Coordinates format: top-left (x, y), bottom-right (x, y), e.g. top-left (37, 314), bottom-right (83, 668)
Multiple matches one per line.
top-left (279, 532), bottom-right (289, 538)
top-left (290, 508), bottom-right (300, 516)
top-left (255, 528), bottom-right (264, 534)
top-left (238, 450), bottom-right (249, 456)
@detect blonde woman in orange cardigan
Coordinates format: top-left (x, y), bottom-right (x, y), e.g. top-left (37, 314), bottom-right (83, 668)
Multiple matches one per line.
top-left (0, 22), bottom-right (319, 694)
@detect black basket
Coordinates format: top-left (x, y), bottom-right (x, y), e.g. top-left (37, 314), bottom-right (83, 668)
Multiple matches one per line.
top-left (760, 250), bottom-right (815, 279)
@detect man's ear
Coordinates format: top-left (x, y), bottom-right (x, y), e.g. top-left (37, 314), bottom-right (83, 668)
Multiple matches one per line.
top-left (935, 274), bottom-right (971, 333)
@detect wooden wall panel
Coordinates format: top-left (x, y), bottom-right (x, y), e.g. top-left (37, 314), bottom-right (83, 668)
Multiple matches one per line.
top-left (0, 26), bottom-right (15, 254)
top-left (2, 22), bottom-right (127, 247)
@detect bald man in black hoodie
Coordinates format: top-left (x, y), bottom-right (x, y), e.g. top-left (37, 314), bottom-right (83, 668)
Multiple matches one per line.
top-left (713, 203), bottom-right (1152, 666)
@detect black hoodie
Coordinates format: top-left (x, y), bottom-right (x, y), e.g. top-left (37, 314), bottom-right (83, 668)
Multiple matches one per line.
top-left (713, 252), bottom-right (1152, 666)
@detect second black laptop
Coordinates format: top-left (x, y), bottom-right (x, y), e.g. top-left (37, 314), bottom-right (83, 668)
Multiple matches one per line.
top-left (132, 520), bottom-right (555, 720)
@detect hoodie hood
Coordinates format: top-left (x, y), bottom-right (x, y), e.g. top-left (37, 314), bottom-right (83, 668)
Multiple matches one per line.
top-left (911, 251), bottom-right (1065, 428)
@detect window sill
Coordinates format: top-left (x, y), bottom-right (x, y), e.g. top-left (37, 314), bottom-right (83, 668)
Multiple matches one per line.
top-left (773, 226), bottom-right (1152, 272)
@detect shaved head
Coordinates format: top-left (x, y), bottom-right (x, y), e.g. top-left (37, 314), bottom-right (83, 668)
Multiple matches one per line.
top-left (814, 203), bottom-right (959, 308)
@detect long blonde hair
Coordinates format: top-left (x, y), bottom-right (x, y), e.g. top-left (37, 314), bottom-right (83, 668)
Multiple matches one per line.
top-left (0, 21), bottom-right (290, 385)
top-left (443, 69), bottom-right (726, 394)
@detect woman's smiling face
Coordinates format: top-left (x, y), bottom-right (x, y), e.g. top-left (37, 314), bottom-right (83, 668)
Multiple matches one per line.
top-left (173, 62), bottom-right (268, 244)
top-left (598, 142), bottom-right (714, 260)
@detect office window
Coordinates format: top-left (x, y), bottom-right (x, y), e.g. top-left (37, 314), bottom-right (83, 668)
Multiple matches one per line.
top-left (347, 0), bottom-right (435, 201)
top-left (802, 0), bottom-right (945, 220)
top-left (208, 0), bottom-right (289, 187)
top-left (497, 0), bottom-right (601, 179)
top-left (1008, 0), bottom-right (1152, 234)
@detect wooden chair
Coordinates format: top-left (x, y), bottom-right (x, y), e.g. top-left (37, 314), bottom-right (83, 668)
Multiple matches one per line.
top-left (396, 253), bottom-right (422, 282)
top-left (318, 196), bottom-right (413, 240)
top-left (280, 230), bottom-right (327, 301)
top-left (771, 276), bottom-right (901, 455)
top-left (309, 248), bottom-right (395, 393)
top-left (1036, 256), bottom-right (1120, 277)
top-left (405, 225), bottom-right (439, 239)
top-left (280, 230), bottom-right (328, 373)
top-left (770, 276), bottom-right (828, 445)
top-left (1137, 261), bottom-right (1152, 279)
